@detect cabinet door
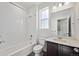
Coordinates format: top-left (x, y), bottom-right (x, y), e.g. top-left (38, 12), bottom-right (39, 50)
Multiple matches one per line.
top-left (47, 41), bottom-right (58, 56)
top-left (60, 44), bottom-right (74, 56)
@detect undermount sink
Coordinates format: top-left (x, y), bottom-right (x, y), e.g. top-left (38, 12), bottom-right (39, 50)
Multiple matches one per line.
top-left (52, 37), bottom-right (70, 43)
top-left (57, 37), bottom-right (79, 43)
top-left (49, 37), bottom-right (78, 43)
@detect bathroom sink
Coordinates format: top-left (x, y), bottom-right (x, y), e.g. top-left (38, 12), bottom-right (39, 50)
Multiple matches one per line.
top-left (57, 37), bottom-right (79, 44)
top-left (47, 37), bottom-right (79, 44)
top-left (46, 37), bottom-right (79, 48)
top-left (52, 37), bottom-right (70, 43)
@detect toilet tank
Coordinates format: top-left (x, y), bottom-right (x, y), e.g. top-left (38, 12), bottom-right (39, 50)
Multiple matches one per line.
top-left (38, 37), bottom-right (47, 52)
top-left (38, 38), bottom-right (45, 46)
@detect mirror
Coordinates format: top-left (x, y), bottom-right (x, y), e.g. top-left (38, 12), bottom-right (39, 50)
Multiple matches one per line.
top-left (57, 16), bottom-right (71, 37)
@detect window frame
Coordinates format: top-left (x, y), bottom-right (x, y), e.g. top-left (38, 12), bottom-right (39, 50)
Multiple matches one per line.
top-left (38, 7), bottom-right (49, 29)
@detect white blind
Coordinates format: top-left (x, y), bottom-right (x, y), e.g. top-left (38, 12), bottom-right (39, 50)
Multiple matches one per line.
top-left (39, 7), bottom-right (49, 29)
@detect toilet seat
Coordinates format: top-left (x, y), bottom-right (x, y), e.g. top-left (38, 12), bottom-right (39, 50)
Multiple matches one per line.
top-left (33, 45), bottom-right (43, 50)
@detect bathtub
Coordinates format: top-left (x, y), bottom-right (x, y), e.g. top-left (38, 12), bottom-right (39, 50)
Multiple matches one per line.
top-left (0, 41), bottom-right (35, 56)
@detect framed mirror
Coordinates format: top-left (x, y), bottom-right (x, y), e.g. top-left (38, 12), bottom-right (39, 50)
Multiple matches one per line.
top-left (57, 16), bottom-right (71, 37)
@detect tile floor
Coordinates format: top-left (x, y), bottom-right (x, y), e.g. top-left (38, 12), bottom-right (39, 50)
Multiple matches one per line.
top-left (28, 51), bottom-right (47, 56)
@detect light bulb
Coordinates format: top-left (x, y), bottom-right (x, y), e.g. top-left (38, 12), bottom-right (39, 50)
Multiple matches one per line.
top-left (65, 2), bottom-right (70, 5)
top-left (59, 3), bottom-right (63, 7)
top-left (53, 6), bottom-right (57, 9)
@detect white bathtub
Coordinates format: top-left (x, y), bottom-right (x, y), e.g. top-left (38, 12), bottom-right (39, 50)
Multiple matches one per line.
top-left (0, 41), bottom-right (35, 56)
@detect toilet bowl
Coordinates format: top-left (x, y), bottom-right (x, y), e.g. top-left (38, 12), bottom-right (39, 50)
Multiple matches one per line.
top-left (33, 38), bottom-right (45, 56)
top-left (33, 44), bottom-right (43, 56)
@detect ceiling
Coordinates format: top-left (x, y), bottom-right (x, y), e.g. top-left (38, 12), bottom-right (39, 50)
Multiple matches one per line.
top-left (16, 2), bottom-right (42, 10)
top-left (15, 2), bottom-right (70, 10)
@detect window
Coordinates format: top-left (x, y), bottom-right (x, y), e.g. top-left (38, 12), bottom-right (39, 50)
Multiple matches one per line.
top-left (39, 7), bottom-right (49, 29)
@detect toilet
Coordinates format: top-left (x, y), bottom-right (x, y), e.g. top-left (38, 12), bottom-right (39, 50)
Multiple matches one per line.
top-left (33, 38), bottom-right (45, 56)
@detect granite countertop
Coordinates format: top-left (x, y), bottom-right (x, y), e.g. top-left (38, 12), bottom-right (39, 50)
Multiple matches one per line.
top-left (45, 37), bottom-right (79, 48)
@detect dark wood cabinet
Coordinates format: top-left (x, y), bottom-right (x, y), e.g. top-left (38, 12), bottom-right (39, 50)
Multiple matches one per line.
top-left (47, 41), bottom-right (58, 56)
top-left (46, 41), bottom-right (79, 56)
top-left (59, 44), bottom-right (74, 56)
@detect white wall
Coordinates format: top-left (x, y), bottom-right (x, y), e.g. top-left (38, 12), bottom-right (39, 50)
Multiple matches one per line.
top-left (26, 6), bottom-right (38, 44)
top-left (73, 3), bottom-right (79, 38)
top-left (0, 2), bottom-right (29, 55)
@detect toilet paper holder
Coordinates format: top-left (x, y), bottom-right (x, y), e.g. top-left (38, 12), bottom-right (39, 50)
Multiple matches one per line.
top-left (74, 48), bottom-right (79, 53)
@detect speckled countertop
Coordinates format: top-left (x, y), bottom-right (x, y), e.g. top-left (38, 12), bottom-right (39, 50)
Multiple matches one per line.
top-left (45, 37), bottom-right (79, 48)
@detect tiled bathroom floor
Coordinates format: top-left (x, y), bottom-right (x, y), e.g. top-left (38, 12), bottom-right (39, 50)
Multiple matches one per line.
top-left (28, 52), bottom-right (35, 56)
top-left (28, 51), bottom-right (47, 56)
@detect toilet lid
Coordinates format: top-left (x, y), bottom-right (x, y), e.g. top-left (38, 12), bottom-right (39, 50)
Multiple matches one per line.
top-left (33, 45), bottom-right (43, 50)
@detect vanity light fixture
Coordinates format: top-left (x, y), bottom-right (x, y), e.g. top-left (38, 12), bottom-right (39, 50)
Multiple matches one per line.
top-left (58, 3), bottom-right (63, 7)
top-left (64, 2), bottom-right (70, 5)
top-left (53, 6), bottom-right (57, 9)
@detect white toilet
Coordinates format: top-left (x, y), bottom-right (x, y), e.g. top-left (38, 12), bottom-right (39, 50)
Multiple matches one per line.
top-left (33, 38), bottom-right (45, 56)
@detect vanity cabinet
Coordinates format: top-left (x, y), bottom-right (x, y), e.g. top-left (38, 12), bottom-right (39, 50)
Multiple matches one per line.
top-left (58, 44), bottom-right (74, 56)
top-left (47, 41), bottom-right (58, 56)
top-left (46, 41), bottom-right (79, 56)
